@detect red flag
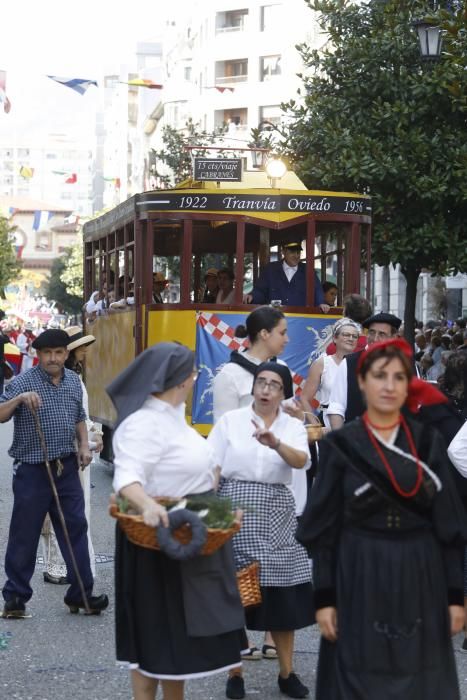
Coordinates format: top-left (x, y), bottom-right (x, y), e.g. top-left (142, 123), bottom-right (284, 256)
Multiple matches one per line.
top-left (65, 173), bottom-right (77, 184)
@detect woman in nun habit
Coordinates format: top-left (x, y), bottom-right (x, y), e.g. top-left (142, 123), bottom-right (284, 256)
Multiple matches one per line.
top-left (297, 338), bottom-right (467, 700)
top-left (108, 342), bottom-right (245, 700)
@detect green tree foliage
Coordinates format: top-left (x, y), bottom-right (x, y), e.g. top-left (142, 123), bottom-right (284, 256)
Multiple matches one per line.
top-left (0, 216), bottom-right (22, 295)
top-left (282, 0), bottom-right (467, 340)
top-left (151, 118), bottom-right (228, 186)
top-left (61, 238), bottom-right (84, 298)
top-left (46, 251), bottom-right (83, 315)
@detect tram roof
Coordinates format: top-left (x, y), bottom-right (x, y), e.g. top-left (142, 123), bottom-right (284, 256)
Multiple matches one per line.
top-left (83, 174), bottom-right (371, 240)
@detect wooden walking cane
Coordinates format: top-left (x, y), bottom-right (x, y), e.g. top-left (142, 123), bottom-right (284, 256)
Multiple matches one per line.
top-left (31, 407), bottom-right (92, 615)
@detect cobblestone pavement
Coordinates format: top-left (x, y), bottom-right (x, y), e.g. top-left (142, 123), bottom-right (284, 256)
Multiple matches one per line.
top-left (1, 420), bottom-right (467, 699)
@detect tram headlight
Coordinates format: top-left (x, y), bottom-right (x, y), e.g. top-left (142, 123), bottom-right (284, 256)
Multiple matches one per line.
top-left (265, 158), bottom-right (287, 181)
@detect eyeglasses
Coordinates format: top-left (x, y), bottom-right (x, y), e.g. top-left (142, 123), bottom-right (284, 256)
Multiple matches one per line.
top-left (368, 329), bottom-right (390, 340)
top-left (255, 377), bottom-right (284, 393)
top-left (339, 332), bottom-right (359, 340)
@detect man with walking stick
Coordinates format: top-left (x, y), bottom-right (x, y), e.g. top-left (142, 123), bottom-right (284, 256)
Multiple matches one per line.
top-left (0, 329), bottom-right (108, 618)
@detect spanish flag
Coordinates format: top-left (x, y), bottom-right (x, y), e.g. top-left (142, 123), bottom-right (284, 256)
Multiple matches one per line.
top-left (124, 79), bottom-right (163, 89)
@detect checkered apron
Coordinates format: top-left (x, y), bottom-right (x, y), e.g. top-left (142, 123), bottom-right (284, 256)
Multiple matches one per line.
top-left (218, 478), bottom-right (312, 587)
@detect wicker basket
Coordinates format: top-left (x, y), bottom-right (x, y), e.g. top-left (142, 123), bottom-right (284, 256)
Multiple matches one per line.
top-left (109, 501), bottom-right (240, 556)
top-left (306, 424), bottom-right (326, 443)
top-left (237, 562), bottom-right (262, 608)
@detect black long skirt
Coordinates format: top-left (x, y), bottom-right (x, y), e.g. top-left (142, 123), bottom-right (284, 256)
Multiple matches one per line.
top-left (115, 527), bottom-right (244, 680)
top-left (316, 527), bottom-right (460, 700)
top-left (246, 582), bottom-right (315, 631)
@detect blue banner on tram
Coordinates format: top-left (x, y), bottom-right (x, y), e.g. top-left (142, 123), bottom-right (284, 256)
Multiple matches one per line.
top-left (192, 311), bottom-right (336, 425)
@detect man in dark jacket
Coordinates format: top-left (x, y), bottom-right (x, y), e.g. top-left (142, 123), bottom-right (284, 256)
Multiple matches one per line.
top-left (248, 242), bottom-right (325, 307)
top-left (327, 312), bottom-right (402, 428)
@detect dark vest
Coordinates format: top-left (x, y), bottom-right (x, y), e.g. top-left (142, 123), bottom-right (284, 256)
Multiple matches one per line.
top-left (345, 350), bottom-right (366, 422)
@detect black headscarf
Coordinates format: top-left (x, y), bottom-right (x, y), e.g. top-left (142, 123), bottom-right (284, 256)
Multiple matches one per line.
top-left (253, 361), bottom-right (294, 399)
top-left (107, 342), bottom-right (194, 427)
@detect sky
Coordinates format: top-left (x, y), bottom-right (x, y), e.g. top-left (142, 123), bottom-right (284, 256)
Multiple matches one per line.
top-left (0, 0), bottom-right (183, 142)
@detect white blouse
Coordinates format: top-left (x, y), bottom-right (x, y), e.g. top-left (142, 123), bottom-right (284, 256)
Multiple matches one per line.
top-left (112, 397), bottom-right (216, 498)
top-left (212, 352), bottom-right (263, 422)
top-left (208, 404), bottom-right (310, 485)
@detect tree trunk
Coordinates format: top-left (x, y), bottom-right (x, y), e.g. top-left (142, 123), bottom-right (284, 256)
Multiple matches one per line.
top-left (401, 266), bottom-right (421, 349)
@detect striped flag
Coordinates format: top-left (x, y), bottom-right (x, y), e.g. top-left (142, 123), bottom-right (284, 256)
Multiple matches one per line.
top-left (123, 78), bottom-right (163, 89)
top-left (0, 70), bottom-right (11, 113)
top-left (47, 76), bottom-right (98, 95)
top-left (32, 210), bottom-right (53, 231)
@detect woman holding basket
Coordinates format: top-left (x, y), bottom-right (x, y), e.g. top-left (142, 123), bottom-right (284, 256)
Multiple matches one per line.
top-left (108, 342), bottom-right (245, 700)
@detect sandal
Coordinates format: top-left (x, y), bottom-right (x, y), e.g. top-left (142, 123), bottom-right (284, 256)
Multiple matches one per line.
top-left (262, 644), bottom-right (278, 659)
top-left (242, 646), bottom-right (262, 660)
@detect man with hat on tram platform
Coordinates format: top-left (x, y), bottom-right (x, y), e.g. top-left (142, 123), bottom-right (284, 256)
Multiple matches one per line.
top-left (0, 328), bottom-right (108, 618)
top-left (152, 272), bottom-right (169, 304)
top-left (327, 312), bottom-right (402, 429)
top-left (246, 241), bottom-right (327, 309)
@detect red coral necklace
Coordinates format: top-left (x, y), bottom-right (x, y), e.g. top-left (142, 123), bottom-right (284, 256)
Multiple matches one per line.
top-left (363, 412), bottom-right (423, 499)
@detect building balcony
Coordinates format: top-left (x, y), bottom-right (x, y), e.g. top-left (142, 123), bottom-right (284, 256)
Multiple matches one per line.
top-left (215, 75), bottom-right (248, 85)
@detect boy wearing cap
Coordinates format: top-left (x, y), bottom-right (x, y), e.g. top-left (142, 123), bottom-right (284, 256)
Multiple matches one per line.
top-left (152, 272), bottom-right (169, 304)
top-left (248, 242), bottom-right (325, 307)
top-left (201, 268), bottom-right (219, 303)
top-left (0, 329), bottom-right (108, 618)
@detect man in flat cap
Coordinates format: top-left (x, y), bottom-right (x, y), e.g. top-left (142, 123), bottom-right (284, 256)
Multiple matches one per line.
top-left (327, 312), bottom-right (402, 428)
top-left (0, 329), bottom-right (108, 618)
top-left (247, 241), bottom-right (326, 308)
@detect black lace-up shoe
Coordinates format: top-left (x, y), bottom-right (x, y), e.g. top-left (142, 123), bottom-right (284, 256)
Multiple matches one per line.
top-left (278, 672), bottom-right (309, 698)
top-left (64, 594), bottom-right (109, 615)
top-left (2, 597), bottom-right (27, 619)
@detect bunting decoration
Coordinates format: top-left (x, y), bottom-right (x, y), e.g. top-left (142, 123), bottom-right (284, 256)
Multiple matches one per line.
top-left (205, 86), bottom-right (235, 93)
top-left (53, 170), bottom-right (77, 183)
top-left (47, 76), bottom-right (98, 95)
top-left (19, 166), bottom-right (34, 179)
top-left (0, 70), bottom-right (11, 113)
top-left (64, 213), bottom-right (80, 225)
top-left (32, 210), bottom-right (53, 232)
top-left (104, 176), bottom-right (121, 188)
top-left (122, 78), bottom-right (163, 89)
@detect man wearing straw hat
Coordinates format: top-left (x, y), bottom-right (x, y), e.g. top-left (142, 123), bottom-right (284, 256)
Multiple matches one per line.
top-left (0, 328), bottom-right (108, 618)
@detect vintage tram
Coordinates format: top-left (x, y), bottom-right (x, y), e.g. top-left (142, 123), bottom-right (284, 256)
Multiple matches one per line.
top-left (82, 168), bottom-right (371, 459)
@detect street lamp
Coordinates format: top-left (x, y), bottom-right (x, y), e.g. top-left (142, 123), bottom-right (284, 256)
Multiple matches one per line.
top-left (249, 121), bottom-right (280, 169)
top-left (265, 158), bottom-right (287, 188)
top-left (413, 18), bottom-right (443, 60)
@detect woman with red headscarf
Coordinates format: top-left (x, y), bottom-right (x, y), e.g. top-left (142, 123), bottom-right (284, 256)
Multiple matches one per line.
top-left (297, 338), bottom-right (467, 700)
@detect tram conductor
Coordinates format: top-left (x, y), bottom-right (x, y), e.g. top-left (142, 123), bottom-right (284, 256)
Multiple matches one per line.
top-left (246, 241), bottom-right (326, 308)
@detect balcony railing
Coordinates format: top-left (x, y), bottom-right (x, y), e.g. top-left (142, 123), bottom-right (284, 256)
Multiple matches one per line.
top-left (215, 75), bottom-right (248, 84)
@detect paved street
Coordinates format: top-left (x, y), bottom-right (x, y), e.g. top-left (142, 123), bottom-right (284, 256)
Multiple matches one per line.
top-left (1, 419), bottom-right (467, 700)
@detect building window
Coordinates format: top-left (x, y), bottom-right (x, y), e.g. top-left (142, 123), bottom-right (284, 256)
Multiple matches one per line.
top-left (261, 4), bottom-right (281, 31)
top-left (216, 9), bottom-right (248, 33)
top-left (184, 66), bottom-right (192, 81)
top-left (260, 55), bottom-right (281, 81)
top-left (17, 148), bottom-right (30, 158)
top-left (215, 108), bottom-right (248, 132)
top-left (259, 105), bottom-right (282, 126)
top-left (215, 59), bottom-right (248, 85)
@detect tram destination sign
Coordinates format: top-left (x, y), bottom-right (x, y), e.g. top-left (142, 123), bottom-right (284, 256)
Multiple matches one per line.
top-left (194, 158), bottom-right (242, 182)
top-left (137, 192), bottom-right (371, 216)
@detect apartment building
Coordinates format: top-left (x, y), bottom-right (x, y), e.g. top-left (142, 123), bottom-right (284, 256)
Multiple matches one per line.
top-left (0, 136), bottom-right (93, 216)
top-left (144, 0), bottom-right (322, 181)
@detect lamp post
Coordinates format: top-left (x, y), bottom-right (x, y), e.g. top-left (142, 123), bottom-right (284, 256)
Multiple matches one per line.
top-left (249, 121), bottom-right (279, 169)
top-left (413, 18), bottom-right (443, 60)
top-left (413, 0), bottom-right (443, 61)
